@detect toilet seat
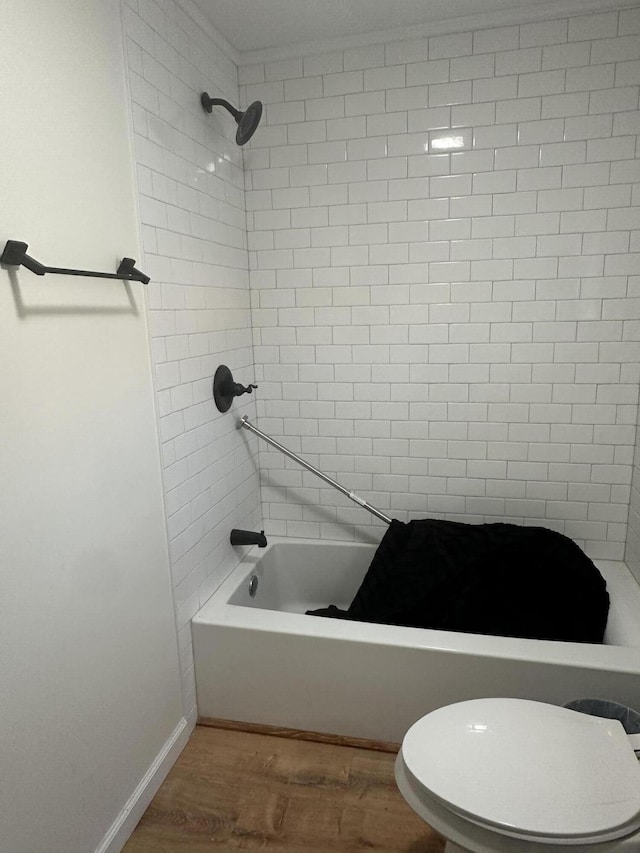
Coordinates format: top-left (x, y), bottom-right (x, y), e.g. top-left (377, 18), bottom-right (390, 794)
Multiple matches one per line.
top-left (400, 698), bottom-right (640, 845)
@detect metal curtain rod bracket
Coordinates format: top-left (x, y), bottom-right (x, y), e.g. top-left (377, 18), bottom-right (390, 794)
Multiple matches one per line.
top-left (0, 240), bottom-right (150, 285)
top-left (239, 415), bottom-right (392, 526)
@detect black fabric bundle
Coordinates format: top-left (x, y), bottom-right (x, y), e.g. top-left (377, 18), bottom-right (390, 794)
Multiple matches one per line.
top-left (306, 519), bottom-right (610, 643)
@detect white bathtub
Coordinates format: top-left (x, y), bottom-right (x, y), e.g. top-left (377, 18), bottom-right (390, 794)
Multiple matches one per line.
top-left (192, 537), bottom-right (640, 743)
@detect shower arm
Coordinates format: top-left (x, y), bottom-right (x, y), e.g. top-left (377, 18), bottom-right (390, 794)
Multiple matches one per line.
top-left (201, 95), bottom-right (241, 122)
top-left (238, 415), bottom-right (392, 526)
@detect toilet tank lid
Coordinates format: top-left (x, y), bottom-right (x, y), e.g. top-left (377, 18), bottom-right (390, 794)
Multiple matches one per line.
top-left (401, 698), bottom-right (640, 843)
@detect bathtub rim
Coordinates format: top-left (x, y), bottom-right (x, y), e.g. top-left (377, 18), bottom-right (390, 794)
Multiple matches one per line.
top-left (192, 537), bottom-right (640, 676)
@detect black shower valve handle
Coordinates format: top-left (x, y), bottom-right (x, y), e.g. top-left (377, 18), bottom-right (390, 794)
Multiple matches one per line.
top-left (232, 382), bottom-right (258, 398)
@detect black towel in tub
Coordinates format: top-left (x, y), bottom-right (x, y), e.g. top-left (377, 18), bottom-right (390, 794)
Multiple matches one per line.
top-left (307, 519), bottom-right (609, 643)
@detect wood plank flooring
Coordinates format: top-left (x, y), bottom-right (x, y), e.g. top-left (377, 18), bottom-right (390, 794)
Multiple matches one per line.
top-left (124, 725), bottom-right (445, 853)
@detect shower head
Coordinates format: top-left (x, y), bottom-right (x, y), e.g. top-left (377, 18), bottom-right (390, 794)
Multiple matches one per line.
top-left (200, 93), bottom-right (263, 146)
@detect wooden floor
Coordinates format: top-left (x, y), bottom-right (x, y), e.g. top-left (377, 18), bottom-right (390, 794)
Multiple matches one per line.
top-left (124, 725), bottom-right (445, 853)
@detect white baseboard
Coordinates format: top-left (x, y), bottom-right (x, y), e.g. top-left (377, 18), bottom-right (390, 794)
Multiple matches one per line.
top-left (95, 716), bottom-right (192, 853)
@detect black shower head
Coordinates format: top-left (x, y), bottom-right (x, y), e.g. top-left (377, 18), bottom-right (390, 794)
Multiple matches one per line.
top-left (200, 93), bottom-right (263, 145)
top-left (235, 100), bottom-right (263, 146)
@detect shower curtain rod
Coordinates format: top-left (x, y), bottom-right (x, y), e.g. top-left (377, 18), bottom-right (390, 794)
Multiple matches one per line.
top-left (238, 415), bottom-right (392, 526)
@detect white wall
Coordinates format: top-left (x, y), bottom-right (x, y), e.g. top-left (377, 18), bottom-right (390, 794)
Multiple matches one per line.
top-left (121, 0), bottom-right (261, 723)
top-left (0, 3), bottom-right (185, 852)
top-left (240, 7), bottom-right (640, 561)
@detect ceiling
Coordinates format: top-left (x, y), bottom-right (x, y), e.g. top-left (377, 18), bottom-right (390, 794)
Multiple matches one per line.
top-left (197, 0), bottom-right (555, 54)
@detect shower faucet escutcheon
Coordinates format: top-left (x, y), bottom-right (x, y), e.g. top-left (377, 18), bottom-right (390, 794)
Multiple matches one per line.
top-left (213, 365), bottom-right (258, 413)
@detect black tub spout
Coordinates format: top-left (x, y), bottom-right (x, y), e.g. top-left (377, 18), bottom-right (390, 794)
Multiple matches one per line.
top-left (230, 529), bottom-right (267, 548)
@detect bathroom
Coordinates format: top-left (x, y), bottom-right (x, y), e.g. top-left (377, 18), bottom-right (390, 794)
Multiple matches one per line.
top-left (2, 0), bottom-right (640, 850)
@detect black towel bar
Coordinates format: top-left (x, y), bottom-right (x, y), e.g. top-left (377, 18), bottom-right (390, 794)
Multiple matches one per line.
top-left (1, 240), bottom-right (150, 285)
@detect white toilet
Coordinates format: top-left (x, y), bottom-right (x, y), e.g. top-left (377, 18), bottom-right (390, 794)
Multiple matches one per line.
top-left (395, 698), bottom-right (640, 853)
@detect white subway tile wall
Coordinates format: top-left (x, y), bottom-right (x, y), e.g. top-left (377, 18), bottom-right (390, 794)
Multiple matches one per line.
top-left (241, 9), bottom-right (640, 562)
top-left (122, 0), bottom-right (261, 722)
